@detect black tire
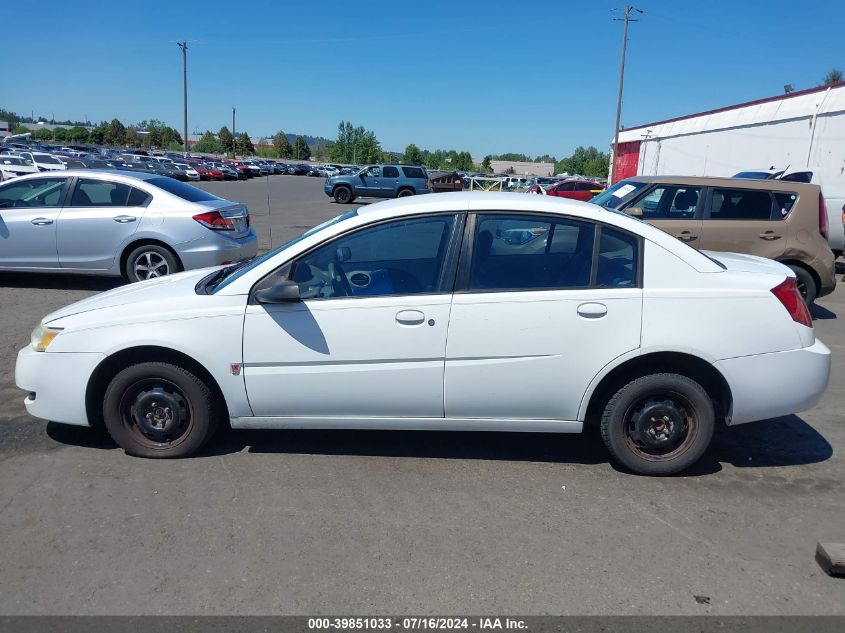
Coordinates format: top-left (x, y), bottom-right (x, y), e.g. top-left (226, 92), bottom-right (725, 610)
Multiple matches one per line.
top-left (124, 244), bottom-right (180, 283)
top-left (333, 186), bottom-right (353, 204)
top-left (397, 188), bottom-right (414, 197)
top-left (600, 373), bottom-right (715, 475)
top-left (787, 264), bottom-right (817, 306)
top-left (102, 362), bottom-right (220, 458)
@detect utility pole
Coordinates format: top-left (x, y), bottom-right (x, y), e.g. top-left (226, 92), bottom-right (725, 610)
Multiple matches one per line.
top-left (232, 107), bottom-right (236, 159)
top-left (610, 5), bottom-right (641, 185)
top-left (177, 41), bottom-right (188, 157)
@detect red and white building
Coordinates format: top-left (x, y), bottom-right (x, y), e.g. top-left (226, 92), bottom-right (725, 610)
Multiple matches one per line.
top-left (610, 83), bottom-right (845, 252)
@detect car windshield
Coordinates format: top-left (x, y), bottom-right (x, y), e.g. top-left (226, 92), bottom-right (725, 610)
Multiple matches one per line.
top-left (589, 180), bottom-right (648, 209)
top-left (146, 177), bottom-right (221, 202)
top-left (208, 209), bottom-right (360, 294)
top-left (33, 154), bottom-right (62, 164)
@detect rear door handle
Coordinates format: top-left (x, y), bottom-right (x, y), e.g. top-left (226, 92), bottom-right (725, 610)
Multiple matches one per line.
top-left (759, 231), bottom-right (781, 240)
top-left (677, 231), bottom-right (698, 242)
top-left (395, 309), bottom-right (425, 326)
top-left (577, 302), bottom-right (608, 319)
top-left (30, 217), bottom-right (53, 226)
top-left (113, 215), bottom-right (137, 223)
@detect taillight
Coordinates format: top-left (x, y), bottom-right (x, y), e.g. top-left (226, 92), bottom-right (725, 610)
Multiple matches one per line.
top-left (770, 277), bottom-right (812, 328)
top-left (818, 193), bottom-right (828, 239)
top-left (423, 179), bottom-right (429, 189)
top-left (193, 211), bottom-right (235, 231)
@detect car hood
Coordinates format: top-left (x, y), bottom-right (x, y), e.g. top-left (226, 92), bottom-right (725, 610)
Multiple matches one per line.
top-left (42, 268), bottom-right (219, 324)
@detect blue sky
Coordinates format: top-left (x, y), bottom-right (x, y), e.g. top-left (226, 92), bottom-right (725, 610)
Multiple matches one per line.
top-left (5, 0), bottom-right (843, 157)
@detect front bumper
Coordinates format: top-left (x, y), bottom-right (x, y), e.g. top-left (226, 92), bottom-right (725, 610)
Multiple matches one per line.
top-left (15, 347), bottom-right (106, 426)
top-left (176, 229), bottom-right (258, 270)
top-left (715, 338), bottom-right (831, 425)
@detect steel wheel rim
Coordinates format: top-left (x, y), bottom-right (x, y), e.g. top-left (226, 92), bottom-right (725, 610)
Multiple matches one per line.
top-left (336, 188), bottom-right (350, 202)
top-left (133, 251), bottom-right (170, 280)
top-left (622, 390), bottom-right (699, 462)
top-left (118, 377), bottom-right (194, 449)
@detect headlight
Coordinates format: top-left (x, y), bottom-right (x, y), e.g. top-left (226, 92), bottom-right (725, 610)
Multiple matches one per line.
top-left (31, 324), bottom-right (62, 352)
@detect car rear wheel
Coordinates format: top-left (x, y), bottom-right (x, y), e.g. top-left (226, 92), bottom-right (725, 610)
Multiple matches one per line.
top-left (397, 188), bottom-right (414, 197)
top-left (103, 362), bottom-right (220, 458)
top-left (600, 373), bottom-right (715, 475)
top-left (334, 186), bottom-right (353, 204)
top-left (787, 265), bottom-right (817, 306)
top-left (124, 244), bottom-right (180, 283)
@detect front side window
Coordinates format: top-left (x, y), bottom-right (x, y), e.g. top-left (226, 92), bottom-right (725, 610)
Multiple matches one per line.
top-left (708, 188), bottom-right (773, 220)
top-left (382, 166), bottom-right (400, 178)
top-left (470, 215), bottom-right (595, 291)
top-left (0, 178), bottom-right (66, 208)
top-left (635, 185), bottom-right (701, 219)
top-left (70, 179), bottom-right (134, 206)
top-left (292, 215), bottom-right (457, 299)
top-left (365, 166), bottom-right (381, 178)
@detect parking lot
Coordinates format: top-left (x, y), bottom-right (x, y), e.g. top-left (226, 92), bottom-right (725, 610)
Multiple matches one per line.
top-left (0, 175), bottom-right (843, 615)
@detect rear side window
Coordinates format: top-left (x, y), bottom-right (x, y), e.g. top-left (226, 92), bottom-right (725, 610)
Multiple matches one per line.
top-left (470, 215), bottom-right (595, 290)
top-left (575, 182), bottom-right (597, 191)
top-left (708, 188), bottom-right (774, 220)
top-left (146, 177), bottom-right (221, 202)
top-left (71, 178), bottom-right (133, 206)
top-left (401, 166), bottom-right (425, 179)
top-left (383, 166), bottom-right (400, 178)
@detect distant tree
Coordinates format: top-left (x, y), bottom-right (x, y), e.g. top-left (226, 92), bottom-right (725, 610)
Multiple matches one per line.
top-left (89, 122), bottom-right (108, 145)
top-left (314, 144), bottom-right (326, 162)
top-left (481, 155), bottom-right (492, 171)
top-left (10, 124), bottom-right (29, 135)
top-left (273, 131), bottom-right (294, 159)
top-left (193, 130), bottom-right (221, 154)
top-left (504, 166), bottom-right (516, 174)
top-left (823, 69), bottom-right (843, 85)
top-left (554, 146), bottom-right (609, 178)
top-left (403, 143), bottom-right (424, 165)
top-left (293, 135), bottom-right (311, 160)
top-left (218, 126), bottom-right (234, 155)
top-left (236, 132), bottom-right (254, 155)
top-left (30, 127), bottom-right (53, 140)
top-left (327, 121), bottom-right (381, 164)
top-left (494, 152), bottom-right (532, 162)
top-left (454, 151), bottom-right (474, 171)
top-left (103, 118), bottom-right (127, 146)
top-left (124, 128), bottom-right (141, 147)
top-left (67, 126), bottom-right (90, 143)
top-left (52, 127), bottom-right (69, 142)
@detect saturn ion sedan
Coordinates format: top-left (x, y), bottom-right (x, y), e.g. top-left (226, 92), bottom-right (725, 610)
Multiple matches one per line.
top-left (0, 170), bottom-right (257, 282)
top-left (15, 192), bottom-right (831, 474)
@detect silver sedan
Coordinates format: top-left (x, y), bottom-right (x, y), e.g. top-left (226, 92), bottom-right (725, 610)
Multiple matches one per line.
top-left (0, 170), bottom-right (257, 282)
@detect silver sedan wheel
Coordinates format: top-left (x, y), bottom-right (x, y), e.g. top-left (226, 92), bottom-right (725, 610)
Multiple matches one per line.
top-left (133, 251), bottom-right (171, 280)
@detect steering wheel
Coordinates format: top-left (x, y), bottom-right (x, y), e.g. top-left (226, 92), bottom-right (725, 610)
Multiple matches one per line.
top-left (327, 260), bottom-right (353, 297)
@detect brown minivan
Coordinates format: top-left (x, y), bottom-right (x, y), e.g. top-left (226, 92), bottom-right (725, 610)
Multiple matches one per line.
top-left (591, 176), bottom-right (836, 304)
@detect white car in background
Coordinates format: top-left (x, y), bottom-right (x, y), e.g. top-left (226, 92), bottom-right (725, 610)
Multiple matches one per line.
top-left (18, 151), bottom-right (66, 172)
top-left (0, 155), bottom-right (39, 181)
top-left (15, 192), bottom-right (830, 475)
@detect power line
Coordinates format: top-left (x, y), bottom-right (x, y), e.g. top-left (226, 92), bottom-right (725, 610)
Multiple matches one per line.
top-left (610, 5), bottom-right (642, 185)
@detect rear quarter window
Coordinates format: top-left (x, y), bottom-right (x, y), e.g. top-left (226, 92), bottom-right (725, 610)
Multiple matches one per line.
top-left (402, 166), bottom-right (426, 179)
top-left (146, 177), bottom-right (221, 202)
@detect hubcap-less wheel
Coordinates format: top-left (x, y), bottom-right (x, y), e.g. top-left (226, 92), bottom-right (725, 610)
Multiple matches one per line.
top-left (133, 251), bottom-right (170, 280)
top-left (335, 187), bottom-right (351, 203)
top-left (119, 378), bottom-right (193, 449)
top-left (623, 392), bottom-right (697, 462)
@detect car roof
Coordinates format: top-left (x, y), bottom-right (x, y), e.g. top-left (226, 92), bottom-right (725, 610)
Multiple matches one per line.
top-left (623, 175), bottom-right (820, 192)
top-left (8, 169), bottom-right (160, 183)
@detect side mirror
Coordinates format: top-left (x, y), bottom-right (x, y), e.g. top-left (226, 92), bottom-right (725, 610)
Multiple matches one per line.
top-left (254, 279), bottom-right (301, 304)
top-left (625, 206), bottom-right (643, 218)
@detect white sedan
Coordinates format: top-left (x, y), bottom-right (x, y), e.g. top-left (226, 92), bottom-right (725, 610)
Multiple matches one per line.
top-left (15, 192), bottom-right (831, 475)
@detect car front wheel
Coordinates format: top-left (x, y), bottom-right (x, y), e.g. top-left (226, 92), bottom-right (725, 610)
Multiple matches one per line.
top-left (333, 186), bottom-right (353, 204)
top-left (600, 373), bottom-right (715, 475)
top-left (103, 362), bottom-right (220, 458)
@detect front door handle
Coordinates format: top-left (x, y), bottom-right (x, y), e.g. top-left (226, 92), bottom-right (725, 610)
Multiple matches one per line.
top-left (577, 302), bottom-right (608, 319)
top-left (113, 215), bottom-right (137, 223)
top-left (30, 217), bottom-right (53, 226)
top-left (677, 231), bottom-right (698, 242)
top-left (395, 309), bottom-right (425, 326)
top-left (759, 231), bottom-right (781, 241)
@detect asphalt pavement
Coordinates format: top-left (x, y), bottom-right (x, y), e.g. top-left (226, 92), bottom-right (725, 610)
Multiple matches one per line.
top-left (0, 175), bottom-right (843, 615)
